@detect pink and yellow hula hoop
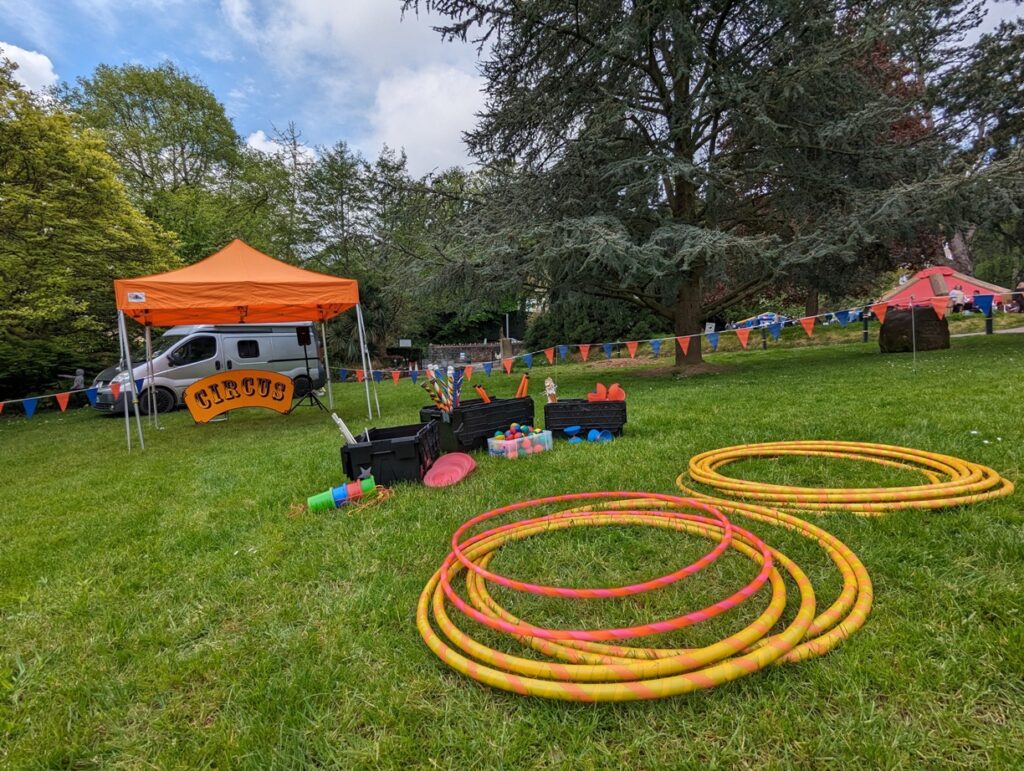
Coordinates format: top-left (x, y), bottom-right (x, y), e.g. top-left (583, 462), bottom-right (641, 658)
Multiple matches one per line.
top-left (418, 444), bottom-right (1010, 700)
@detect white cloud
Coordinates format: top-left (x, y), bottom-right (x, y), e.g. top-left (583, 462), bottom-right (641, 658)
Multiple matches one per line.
top-left (220, 0), bottom-right (484, 172)
top-left (245, 128), bottom-right (317, 162)
top-left (0, 42), bottom-right (58, 91)
top-left (358, 65), bottom-right (484, 176)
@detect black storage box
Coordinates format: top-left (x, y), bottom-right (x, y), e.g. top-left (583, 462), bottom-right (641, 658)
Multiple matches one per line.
top-left (341, 420), bottom-right (441, 486)
top-left (419, 397), bottom-right (535, 451)
top-left (544, 399), bottom-right (627, 437)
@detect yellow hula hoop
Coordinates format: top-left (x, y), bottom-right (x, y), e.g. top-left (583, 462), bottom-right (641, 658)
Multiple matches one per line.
top-left (678, 440), bottom-right (1014, 516)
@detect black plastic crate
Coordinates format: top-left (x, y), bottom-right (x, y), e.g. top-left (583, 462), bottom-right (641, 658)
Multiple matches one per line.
top-left (341, 420), bottom-right (441, 486)
top-left (419, 397), bottom-right (535, 451)
top-left (544, 400), bottom-right (627, 437)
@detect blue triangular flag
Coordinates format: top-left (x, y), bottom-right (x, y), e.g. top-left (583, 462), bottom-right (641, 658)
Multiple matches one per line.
top-left (707, 332), bottom-right (719, 351)
top-left (650, 339), bottom-right (661, 357)
top-left (85, 387), bottom-right (98, 406)
top-left (523, 353), bottom-right (533, 369)
top-left (602, 342), bottom-right (613, 359)
top-left (768, 322), bottom-right (782, 341)
top-left (835, 310), bottom-right (850, 328)
top-left (974, 294), bottom-right (993, 316)
top-left (410, 370), bottom-right (418, 384)
top-left (372, 370), bottom-right (383, 383)
top-left (483, 362), bottom-right (493, 376)
top-left (339, 368), bottom-right (348, 382)
top-left (135, 378), bottom-right (145, 395)
top-left (23, 397), bottom-right (38, 418)
top-left (557, 344), bottom-right (568, 361)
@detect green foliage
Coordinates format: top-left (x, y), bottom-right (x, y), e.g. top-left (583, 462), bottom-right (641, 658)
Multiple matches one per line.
top-left (524, 292), bottom-right (670, 349)
top-left (58, 61), bottom-right (240, 199)
top-left (0, 61), bottom-right (177, 398)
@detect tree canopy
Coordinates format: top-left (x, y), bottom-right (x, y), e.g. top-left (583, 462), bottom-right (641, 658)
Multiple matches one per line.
top-left (0, 60), bottom-right (177, 398)
top-left (406, 0), bottom-right (1023, 364)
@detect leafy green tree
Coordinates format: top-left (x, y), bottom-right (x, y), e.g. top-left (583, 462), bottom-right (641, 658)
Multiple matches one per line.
top-left (407, 0), bottom-right (1020, 365)
top-left (57, 62), bottom-right (240, 200)
top-left (0, 60), bottom-right (177, 398)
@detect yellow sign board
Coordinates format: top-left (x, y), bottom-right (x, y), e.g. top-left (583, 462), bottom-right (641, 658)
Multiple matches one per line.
top-left (183, 370), bottom-right (294, 423)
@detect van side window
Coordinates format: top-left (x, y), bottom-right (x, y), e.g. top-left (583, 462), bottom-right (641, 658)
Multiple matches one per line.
top-left (171, 335), bottom-right (217, 365)
top-left (237, 340), bottom-right (260, 359)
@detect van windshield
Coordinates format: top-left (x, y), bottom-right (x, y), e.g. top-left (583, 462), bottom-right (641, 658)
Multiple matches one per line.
top-left (152, 334), bottom-right (187, 357)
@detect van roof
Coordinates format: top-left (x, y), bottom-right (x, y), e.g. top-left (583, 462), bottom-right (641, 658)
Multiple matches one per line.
top-left (165, 322), bottom-right (314, 336)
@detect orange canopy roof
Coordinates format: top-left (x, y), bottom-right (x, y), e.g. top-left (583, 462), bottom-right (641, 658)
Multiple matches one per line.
top-left (115, 239), bottom-right (360, 326)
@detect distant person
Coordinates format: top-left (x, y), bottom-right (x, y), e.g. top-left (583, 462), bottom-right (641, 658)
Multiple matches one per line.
top-left (1014, 281), bottom-right (1024, 313)
top-left (949, 286), bottom-right (965, 313)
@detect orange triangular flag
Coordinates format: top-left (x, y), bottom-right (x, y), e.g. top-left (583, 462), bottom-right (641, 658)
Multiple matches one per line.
top-left (735, 327), bottom-right (750, 349)
top-left (931, 296), bottom-right (949, 320)
top-left (464, 365), bottom-right (473, 380)
top-left (502, 358), bottom-right (513, 374)
top-left (676, 336), bottom-right (690, 356)
top-left (56, 392), bottom-right (71, 411)
top-left (625, 341), bottom-right (639, 358)
top-left (799, 317), bottom-right (815, 337)
top-left (0, 401), bottom-right (5, 415)
top-left (355, 369), bottom-right (365, 382)
top-left (392, 370), bottom-right (400, 384)
top-left (110, 382), bottom-right (121, 399)
top-left (579, 344), bottom-right (591, 362)
top-left (870, 303), bottom-right (889, 325)
top-left (544, 347), bottom-right (554, 364)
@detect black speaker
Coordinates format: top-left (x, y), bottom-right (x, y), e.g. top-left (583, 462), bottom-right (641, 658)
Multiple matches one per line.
top-left (296, 326), bottom-right (311, 346)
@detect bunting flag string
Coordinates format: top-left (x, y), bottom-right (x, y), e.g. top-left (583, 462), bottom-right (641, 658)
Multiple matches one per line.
top-left (870, 303), bottom-right (889, 325)
top-left (2, 291), bottom-right (1011, 415)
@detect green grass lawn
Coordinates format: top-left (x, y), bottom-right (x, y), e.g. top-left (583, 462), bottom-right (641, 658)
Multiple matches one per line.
top-left (2, 335), bottom-right (1023, 768)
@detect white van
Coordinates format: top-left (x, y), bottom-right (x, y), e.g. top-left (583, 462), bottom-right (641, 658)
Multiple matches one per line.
top-left (92, 323), bottom-right (327, 414)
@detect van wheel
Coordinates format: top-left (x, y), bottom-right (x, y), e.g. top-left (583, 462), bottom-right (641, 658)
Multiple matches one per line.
top-left (292, 375), bottom-right (312, 397)
top-left (140, 387), bottom-right (176, 415)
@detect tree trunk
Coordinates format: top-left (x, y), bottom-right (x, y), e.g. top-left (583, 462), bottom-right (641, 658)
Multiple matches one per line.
top-left (674, 276), bottom-right (704, 367)
top-left (947, 228), bottom-right (975, 275)
top-left (805, 288), bottom-right (819, 318)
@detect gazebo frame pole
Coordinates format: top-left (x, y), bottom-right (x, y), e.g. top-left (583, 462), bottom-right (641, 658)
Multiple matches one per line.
top-left (117, 311), bottom-right (145, 450)
top-left (145, 326), bottom-right (159, 428)
top-left (355, 304), bottom-right (373, 420)
top-left (321, 321), bottom-right (334, 410)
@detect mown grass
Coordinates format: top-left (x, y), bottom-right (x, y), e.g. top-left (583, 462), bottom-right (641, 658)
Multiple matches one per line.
top-left (2, 334), bottom-right (1023, 769)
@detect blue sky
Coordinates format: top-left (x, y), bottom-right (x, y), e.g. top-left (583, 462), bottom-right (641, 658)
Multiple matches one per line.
top-left (1, 1), bottom-right (1020, 176)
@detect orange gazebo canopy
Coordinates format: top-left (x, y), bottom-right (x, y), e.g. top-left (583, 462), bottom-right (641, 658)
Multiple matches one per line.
top-left (114, 239), bottom-right (359, 326)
